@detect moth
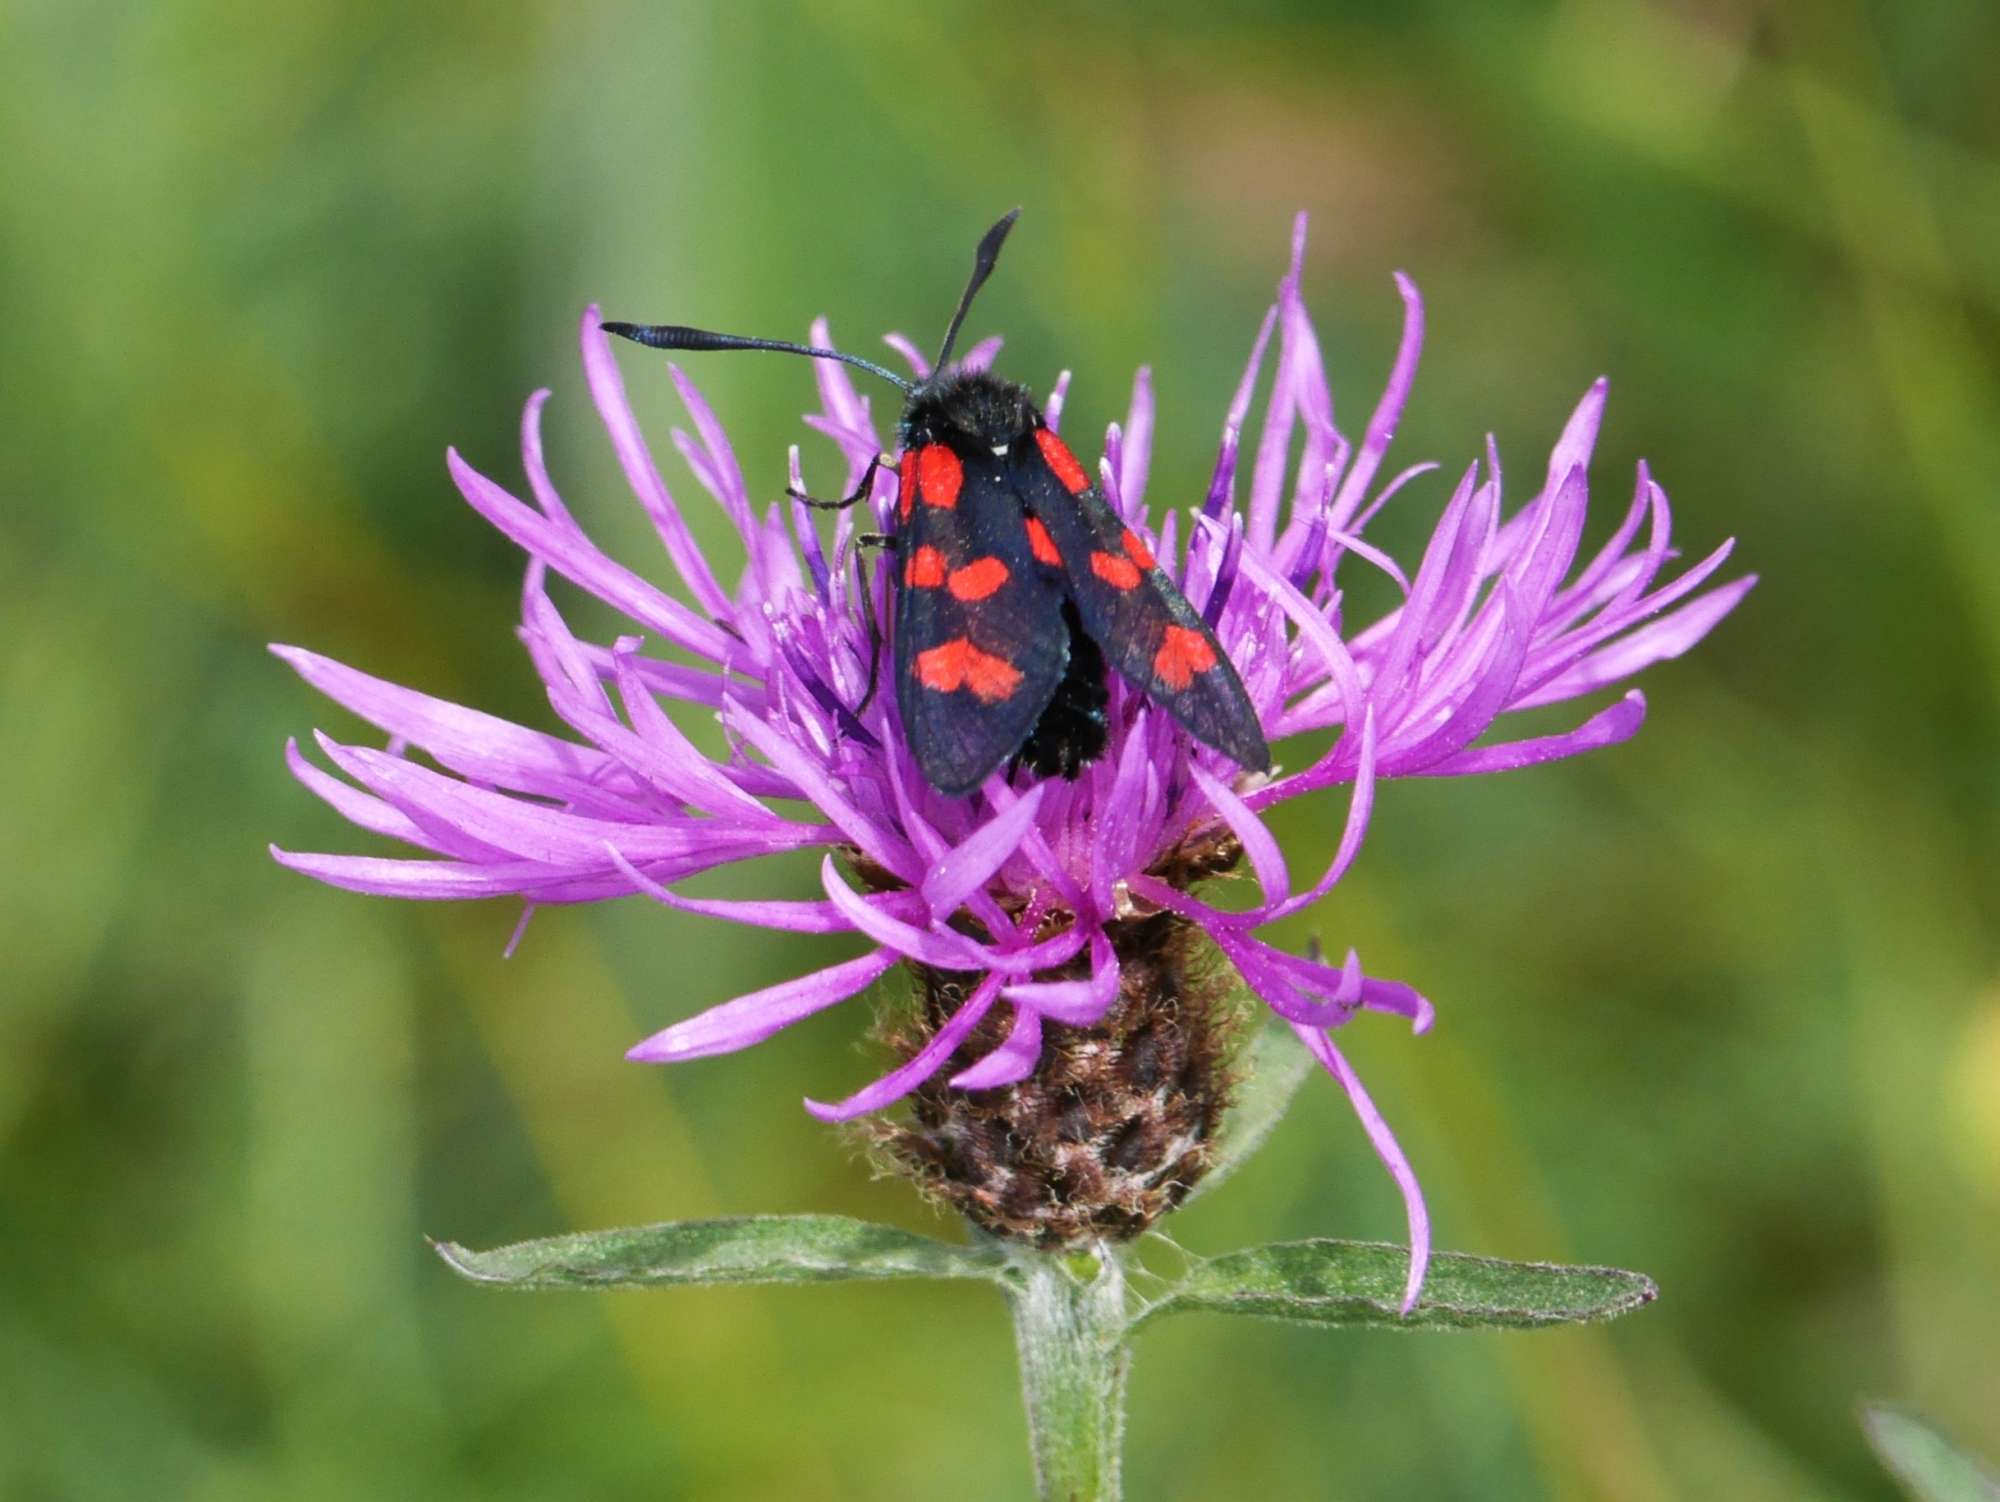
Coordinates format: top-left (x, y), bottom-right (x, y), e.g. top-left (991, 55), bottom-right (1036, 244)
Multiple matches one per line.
top-left (607, 212), bottom-right (1269, 797)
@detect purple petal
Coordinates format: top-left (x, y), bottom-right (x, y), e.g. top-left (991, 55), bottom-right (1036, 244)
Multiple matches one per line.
top-left (1260, 705), bottom-right (1376, 919)
top-left (821, 856), bottom-right (982, 969)
top-left (805, 971), bottom-right (1005, 1121)
top-left (1518, 575), bottom-right (1756, 709)
top-left (604, 840), bottom-right (920, 933)
top-left (812, 317), bottom-right (884, 474)
top-left (1003, 933), bottom-right (1120, 1025)
top-left (579, 307), bottom-right (733, 620)
top-left (1044, 369), bottom-right (1072, 432)
top-left (1324, 528), bottom-right (1411, 597)
top-left (1206, 304), bottom-right (1279, 518)
top-left (315, 731), bottom-right (808, 868)
top-left (919, 784), bottom-right (1045, 920)
top-left (669, 364), bottom-right (754, 537)
top-left (1247, 219), bottom-right (1308, 552)
top-left (1120, 365), bottom-right (1154, 518)
top-left (447, 448), bottom-right (738, 665)
top-left (1330, 271), bottom-right (1425, 528)
top-left (1552, 461), bottom-right (1652, 613)
top-left (520, 389), bottom-right (577, 525)
top-left (728, 707), bottom-right (918, 882)
top-left (1366, 463), bottom-right (1483, 711)
top-left (1414, 690), bottom-right (1646, 777)
top-left (1188, 762), bottom-right (1289, 910)
top-left (608, 641), bottom-right (787, 822)
top-left (271, 846), bottom-right (568, 899)
top-left (1359, 974), bottom-right (1435, 1034)
top-left (1291, 1023), bottom-right (1431, 1314)
top-left (1204, 926), bottom-right (1363, 1027)
top-left (1380, 584), bottom-right (1531, 771)
top-left (949, 1003), bottom-right (1043, 1090)
top-left (1507, 465), bottom-right (1591, 626)
top-left (627, 948), bottom-right (898, 1063)
top-left (1545, 380), bottom-right (1607, 504)
top-left (882, 332), bottom-right (931, 380)
top-left (959, 335), bottom-right (1004, 373)
top-left (272, 644), bottom-right (611, 797)
top-left (787, 447), bottom-right (833, 596)
top-left (1349, 460), bottom-right (1442, 537)
top-left (283, 737), bottom-right (432, 848)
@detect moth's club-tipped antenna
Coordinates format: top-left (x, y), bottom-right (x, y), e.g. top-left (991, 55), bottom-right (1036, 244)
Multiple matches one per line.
top-left (599, 322), bottom-right (918, 396)
top-left (931, 208), bottom-right (1019, 375)
top-left (603, 210), bottom-right (1022, 396)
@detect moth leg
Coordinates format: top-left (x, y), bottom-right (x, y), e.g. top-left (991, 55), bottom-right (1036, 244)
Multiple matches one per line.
top-left (849, 531), bottom-right (899, 717)
top-left (787, 451), bottom-right (894, 511)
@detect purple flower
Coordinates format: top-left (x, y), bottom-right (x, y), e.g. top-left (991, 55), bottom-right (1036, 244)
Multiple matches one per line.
top-left (273, 215), bottom-right (1750, 1309)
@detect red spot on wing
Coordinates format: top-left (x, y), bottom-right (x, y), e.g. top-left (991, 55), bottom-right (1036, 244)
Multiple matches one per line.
top-left (1034, 427), bottom-right (1090, 494)
top-left (1153, 625), bottom-right (1218, 692)
top-left (1090, 551), bottom-right (1143, 591)
top-left (947, 556), bottom-right (1009, 602)
top-left (1025, 516), bottom-right (1062, 567)
top-left (898, 451), bottom-right (917, 522)
top-left (904, 544), bottom-right (947, 588)
top-left (915, 638), bottom-right (1023, 703)
top-left (1122, 528), bottom-right (1156, 571)
top-left (916, 444), bottom-right (963, 509)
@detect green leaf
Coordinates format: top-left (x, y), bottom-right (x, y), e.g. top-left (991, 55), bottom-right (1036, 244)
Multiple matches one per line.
top-left (1131, 1238), bottom-right (1658, 1333)
top-left (433, 1214), bottom-right (1008, 1291)
top-left (1183, 1019), bottom-right (1314, 1207)
top-left (1862, 1406), bottom-right (2000, 1502)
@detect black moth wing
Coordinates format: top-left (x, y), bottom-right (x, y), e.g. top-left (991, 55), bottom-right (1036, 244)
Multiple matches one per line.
top-left (894, 448), bottom-right (1070, 797)
top-left (1009, 437), bottom-right (1271, 774)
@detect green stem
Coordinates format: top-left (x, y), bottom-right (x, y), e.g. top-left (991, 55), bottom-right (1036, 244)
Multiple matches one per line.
top-left (1008, 1246), bottom-right (1129, 1502)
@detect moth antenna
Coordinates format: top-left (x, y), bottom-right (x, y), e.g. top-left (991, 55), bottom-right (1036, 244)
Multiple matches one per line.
top-left (930, 209), bottom-right (1020, 375)
top-left (602, 322), bottom-right (916, 395)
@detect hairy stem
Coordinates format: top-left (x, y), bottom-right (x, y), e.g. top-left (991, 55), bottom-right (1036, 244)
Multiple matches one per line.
top-left (1009, 1246), bottom-right (1130, 1502)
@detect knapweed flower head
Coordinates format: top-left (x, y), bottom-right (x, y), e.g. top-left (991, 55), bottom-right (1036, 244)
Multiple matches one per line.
top-left (273, 215), bottom-right (1751, 1310)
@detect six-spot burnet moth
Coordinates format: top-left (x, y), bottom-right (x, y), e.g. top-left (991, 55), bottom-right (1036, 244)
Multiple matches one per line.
top-left (605, 211), bottom-right (1271, 798)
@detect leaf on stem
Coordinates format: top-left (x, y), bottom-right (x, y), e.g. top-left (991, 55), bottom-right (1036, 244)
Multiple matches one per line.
top-left (433, 1214), bottom-right (1008, 1291)
top-left (1131, 1238), bottom-right (1658, 1332)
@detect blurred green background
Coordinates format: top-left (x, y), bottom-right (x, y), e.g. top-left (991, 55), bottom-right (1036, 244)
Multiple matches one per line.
top-left (5, 0), bottom-right (1996, 1497)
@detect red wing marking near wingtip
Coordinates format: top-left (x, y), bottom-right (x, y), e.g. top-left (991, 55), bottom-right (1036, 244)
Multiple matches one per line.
top-left (915, 638), bottom-right (1023, 702)
top-left (916, 444), bottom-right (963, 509)
top-left (946, 556), bottom-right (1010, 602)
top-left (1090, 551), bottom-right (1143, 591)
top-left (1122, 528), bottom-right (1156, 570)
top-left (1152, 625), bottom-right (1218, 692)
top-left (1033, 427), bottom-right (1090, 494)
top-left (1025, 515), bottom-right (1062, 566)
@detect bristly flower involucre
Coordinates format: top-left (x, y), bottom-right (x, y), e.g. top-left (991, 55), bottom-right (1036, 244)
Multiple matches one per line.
top-left (272, 216), bottom-right (1752, 1310)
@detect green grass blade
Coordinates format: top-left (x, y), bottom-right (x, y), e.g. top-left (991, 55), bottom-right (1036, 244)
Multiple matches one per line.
top-left (1863, 1406), bottom-right (2000, 1502)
